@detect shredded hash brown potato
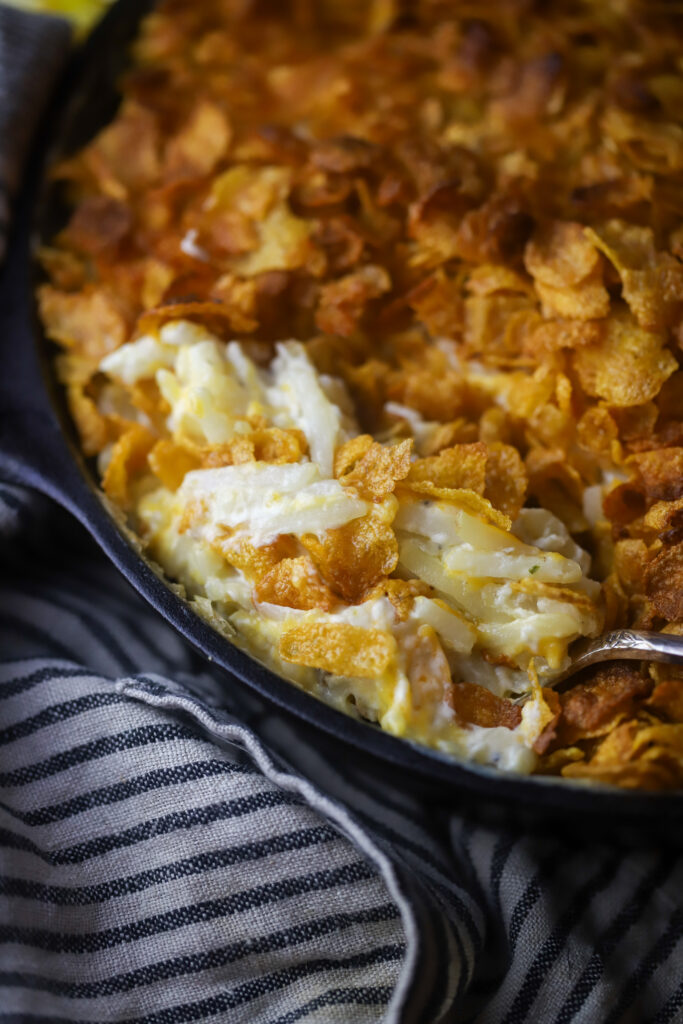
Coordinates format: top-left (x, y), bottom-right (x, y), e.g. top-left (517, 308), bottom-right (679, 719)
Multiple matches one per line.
top-left (39, 0), bottom-right (683, 785)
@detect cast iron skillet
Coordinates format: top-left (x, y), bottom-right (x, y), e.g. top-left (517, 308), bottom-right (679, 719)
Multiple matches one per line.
top-left (1, 0), bottom-right (682, 833)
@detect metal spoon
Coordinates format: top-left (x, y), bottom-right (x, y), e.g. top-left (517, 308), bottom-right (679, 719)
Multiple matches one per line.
top-left (552, 629), bottom-right (683, 693)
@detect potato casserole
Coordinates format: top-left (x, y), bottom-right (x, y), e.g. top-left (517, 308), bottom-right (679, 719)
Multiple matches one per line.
top-left (38, 0), bottom-right (683, 786)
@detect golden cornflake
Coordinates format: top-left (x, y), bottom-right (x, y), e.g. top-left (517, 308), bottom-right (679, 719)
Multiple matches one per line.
top-left (102, 424), bottom-right (156, 506)
top-left (148, 439), bottom-right (201, 491)
top-left (255, 557), bottom-right (337, 612)
top-left (279, 622), bottom-right (396, 679)
top-left (302, 513), bottom-right (398, 603)
top-left (573, 310), bottom-right (677, 407)
top-left (338, 439), bottom-right (412, 502)
top-left (408, 443), bottom-right (487, 494)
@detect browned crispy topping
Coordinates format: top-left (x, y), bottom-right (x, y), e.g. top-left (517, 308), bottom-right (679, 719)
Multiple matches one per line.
top-left (39, 0), bottom-right (683, 787)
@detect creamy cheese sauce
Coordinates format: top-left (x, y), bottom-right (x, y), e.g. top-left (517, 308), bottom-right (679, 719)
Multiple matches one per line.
top-left (104, 320), bottom-right (602, 774)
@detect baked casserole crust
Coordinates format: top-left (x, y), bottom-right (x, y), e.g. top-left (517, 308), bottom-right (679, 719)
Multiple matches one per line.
top-left (38, 0), bottom-right (683, 786)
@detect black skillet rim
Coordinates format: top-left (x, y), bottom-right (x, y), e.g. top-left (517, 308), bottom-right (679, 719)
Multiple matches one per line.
top-left (14, 0), bottom-right (683, 820)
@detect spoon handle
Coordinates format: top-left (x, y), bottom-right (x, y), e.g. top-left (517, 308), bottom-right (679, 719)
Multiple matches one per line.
top-left (554, 630), bottom-right (683, 691)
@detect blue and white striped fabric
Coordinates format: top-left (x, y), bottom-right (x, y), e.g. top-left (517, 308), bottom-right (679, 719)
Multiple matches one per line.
top-left (2, 486), bottom-right (683, 1023)
top-left (1, 7), bottom-right (683, 1022)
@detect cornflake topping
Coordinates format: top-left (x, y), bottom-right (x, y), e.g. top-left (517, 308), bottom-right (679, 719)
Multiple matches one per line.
top-left (41, 0), bottom-right (683, 786)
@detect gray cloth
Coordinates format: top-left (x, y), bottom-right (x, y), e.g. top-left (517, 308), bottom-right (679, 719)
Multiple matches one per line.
top-left (1, 7), bottom-right (682, 1023)
top-left (0, 4), bottom-right (70, 258)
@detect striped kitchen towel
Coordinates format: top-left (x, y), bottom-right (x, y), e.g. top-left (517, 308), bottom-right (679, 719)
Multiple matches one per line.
top-left (1, 6), bottom-right (683, 1023)
top-left (3, 488), bottom-right (683, 1024)
top-left (3, 484), bottom-right (683, 1024)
